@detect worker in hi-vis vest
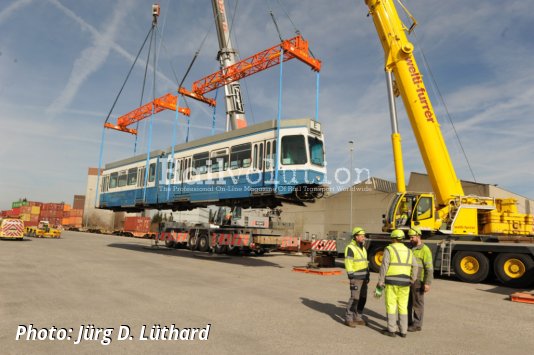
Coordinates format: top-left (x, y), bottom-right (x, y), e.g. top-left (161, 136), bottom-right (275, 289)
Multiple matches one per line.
top-left (407, 227), bottom-right (433, 332)
top-left (377, 229), bottom-right (418, 337)
top-left (344, 227), bottom-right (370, 327)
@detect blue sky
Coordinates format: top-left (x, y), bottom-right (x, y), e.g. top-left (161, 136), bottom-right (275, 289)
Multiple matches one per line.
top-left (1, 0), bottom-right (533, 210)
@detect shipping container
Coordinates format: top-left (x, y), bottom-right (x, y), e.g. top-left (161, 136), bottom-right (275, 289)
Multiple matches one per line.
top-left (123, 217), bottom-right (151, 233)
top-left (20, 214), bottom-right (31, 222)
top-left (31, 206), bottom-right (41, 215)
top-left (63, 204), bottom-right (71, 212)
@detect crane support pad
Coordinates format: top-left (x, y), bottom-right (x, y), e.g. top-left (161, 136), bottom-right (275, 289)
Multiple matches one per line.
top-left (510, 292), bottom-right (534, 304)
top-left (292, 267), bottom-right (343, 276)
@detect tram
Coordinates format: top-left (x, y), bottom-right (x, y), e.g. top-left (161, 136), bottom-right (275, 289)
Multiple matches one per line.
top-left (98, 118), bottom-right (326, 211)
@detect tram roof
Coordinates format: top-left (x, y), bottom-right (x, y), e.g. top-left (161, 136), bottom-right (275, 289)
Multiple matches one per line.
top-left (105, 118), bottom-right (314, 170)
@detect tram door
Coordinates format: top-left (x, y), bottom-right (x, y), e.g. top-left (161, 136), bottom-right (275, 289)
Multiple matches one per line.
top-left (136, 166), bottom-right (146, 203)
top-left (253, 141), bottom-right (266, 186)
top-left (264, 139), bottom-right (275, 184)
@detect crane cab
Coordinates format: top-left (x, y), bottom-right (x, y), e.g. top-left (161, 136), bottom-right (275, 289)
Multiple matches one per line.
top-left (383, 192), bottom-right (437, 233)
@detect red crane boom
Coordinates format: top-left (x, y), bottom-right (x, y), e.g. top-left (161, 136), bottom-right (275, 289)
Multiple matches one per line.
top-left (104, 93), bottom-right (190, 135)
top-left (179, 35), bottom-right (321, 107)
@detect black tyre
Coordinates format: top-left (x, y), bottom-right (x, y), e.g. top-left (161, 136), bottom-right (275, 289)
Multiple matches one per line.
top-left (453, 251), bottom-right (490, 283)
top-left (368, 247), bottom-right (385, 273)
top-left (188, 234), bottom-right (198, 250)
top-left (494, 253), bottom-right (534, 288)
top-left (165, 239), bottom-right (175, 248)
top-left (198, 234), bottom-right (210, 252)
top-left (254, 248), bottom-right (266, 256)
top-left (214, 244), bottom-right (226, 254)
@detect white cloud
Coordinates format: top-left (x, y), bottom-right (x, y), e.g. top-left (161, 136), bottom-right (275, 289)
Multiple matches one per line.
top-left (0, 0), bottom-right (32, 25)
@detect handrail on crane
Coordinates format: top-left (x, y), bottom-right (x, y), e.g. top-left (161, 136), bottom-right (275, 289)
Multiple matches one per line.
top-left (179, 35), bottom-right (321, 106)
top-left (104, 93), bottom-right (191, 135)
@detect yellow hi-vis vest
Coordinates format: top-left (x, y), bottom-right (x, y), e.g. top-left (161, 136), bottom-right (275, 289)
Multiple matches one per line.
top-left (344, 240), bottom-right (368, 279)
top-left (385, 243), bottom-right (413, 286)
top-left (413, 244), bottom-right (433, 283)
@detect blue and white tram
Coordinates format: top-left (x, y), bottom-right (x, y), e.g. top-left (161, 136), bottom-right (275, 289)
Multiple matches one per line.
top-left (98, 118), bottom-right (326, 211)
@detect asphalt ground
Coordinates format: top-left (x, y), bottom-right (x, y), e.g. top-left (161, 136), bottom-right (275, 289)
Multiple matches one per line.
top-left (1, 231), bottom-right (533, 355)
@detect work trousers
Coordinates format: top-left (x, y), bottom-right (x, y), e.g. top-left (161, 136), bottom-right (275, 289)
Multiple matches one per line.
top-left (345, 278), bottom-right (368, 322)
top-left (385, 284), bottom-right (410, 334)
top-left (408, 280), bottom-right (425, 328)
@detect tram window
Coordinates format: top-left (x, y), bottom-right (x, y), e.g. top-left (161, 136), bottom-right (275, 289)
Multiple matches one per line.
top-left (127, 168), bottom-right (137, 185)
top-left (265, 142), bottom-right (271, 169)
top-left (193, 152), bottom-right (209, 175)
top-left (148, 163), bottom-right (156, 182)
top-left (230, 143), bottom-right (251, 169)
top-left (118, 171), bottom-right (127, 187)
top-left (281, 135), bottom-right (307, 165)
top-left (167, 161), bottom-right (175, 180)
top-left (101, 176), bottom-right (109, 192)
top-left (211, 155), bottom-right (228, 172)
top-left (138, 167), bottom-right (145, 187)
top-left (253, 145), bottom-right (258, 170)
top-left (175, 160), bottom-right (182, 179)
top-left (210, 149), bottom-right (229, 172)
top-left (308, 136), bottom-right (325, 166)
top-left (259, 143), bottom-right (264, 170)
top-left (109, 173), bottom-right (118, 189)
top-left (183, 158), bottom-right (191, 180)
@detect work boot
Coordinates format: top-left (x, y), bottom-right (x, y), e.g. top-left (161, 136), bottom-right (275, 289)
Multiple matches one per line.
top-left (345, 320), bottom-right (356, 328)
top-left (381, 329), bottom-right (396, 337)
top-left (398, 332), bottom-right (407, 338)
top-left (408, 325), bottom-right (421, 332)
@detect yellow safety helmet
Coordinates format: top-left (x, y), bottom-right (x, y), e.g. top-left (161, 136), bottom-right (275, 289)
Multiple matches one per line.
top-left (352, 227), bottom-right (365, 236)
top-left (390, 229), bottom-right (405, 239)
top-left (408, 227), bottom-right (422, 236)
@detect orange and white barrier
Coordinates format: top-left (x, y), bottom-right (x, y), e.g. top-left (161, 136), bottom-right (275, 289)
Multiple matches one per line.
top-left (311, 239), bottom-right (337, 251)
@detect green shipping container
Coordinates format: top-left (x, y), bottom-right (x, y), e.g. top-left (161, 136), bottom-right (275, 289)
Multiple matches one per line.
top-left (12, 201), bottom-right (28, 208)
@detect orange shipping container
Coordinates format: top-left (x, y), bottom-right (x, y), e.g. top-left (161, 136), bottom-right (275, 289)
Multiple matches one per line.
top-left (62, 218), bottom-right (71, 226)
top-left (63, 204), bottom-right (71, 212)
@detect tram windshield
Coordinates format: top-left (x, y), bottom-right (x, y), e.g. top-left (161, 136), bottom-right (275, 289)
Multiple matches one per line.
top-left (308, 136), bottom-right (325, 166)
top-left (281, 135), bottom-right (307, 165)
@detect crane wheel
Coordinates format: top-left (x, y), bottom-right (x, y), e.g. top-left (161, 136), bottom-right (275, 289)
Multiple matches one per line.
top-left (453, 251), bottom-right (489, 283)
top-left (368, 247), bottom-right (384, 273)
top-left (197, 234), bottom-right (210, 253)
top-left (494, 253), bottom-right (534, 288)
top-left (188, 235), bottom-right (198, 251)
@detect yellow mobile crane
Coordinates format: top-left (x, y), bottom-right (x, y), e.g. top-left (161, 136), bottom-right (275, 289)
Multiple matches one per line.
top-left (363, 0), bottom-right (534, 287)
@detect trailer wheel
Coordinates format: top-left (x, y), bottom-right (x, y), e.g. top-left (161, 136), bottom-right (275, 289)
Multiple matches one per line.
top-left (198, 234), bottom-right (210, 252)
top-left (214, 245), bottom-right (226, 254)
top-left (453, 251), bottom-right (489, 283)
top-left (254, 248), bottom-right (266, 256)
top-left (494, 253), bottom-right (534, 288)
top-left (188, 235), bottom-right (198, 250)
top-left (165, 239), bottom-right (175, 248)
top-left (368, 247), bottom-right (384, 273)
